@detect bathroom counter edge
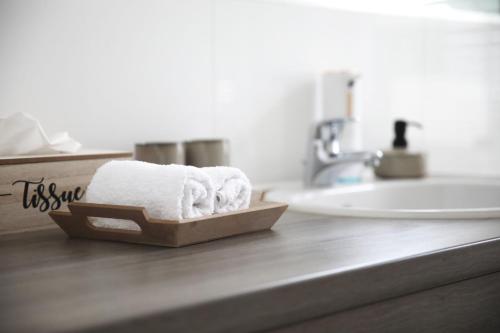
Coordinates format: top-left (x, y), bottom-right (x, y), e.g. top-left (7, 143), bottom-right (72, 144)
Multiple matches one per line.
top-left (1, 211), bottom-right (500, 332)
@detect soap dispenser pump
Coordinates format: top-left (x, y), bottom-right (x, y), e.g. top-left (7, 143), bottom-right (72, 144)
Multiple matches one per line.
top-left (374, 120), bottom-right (426, 179)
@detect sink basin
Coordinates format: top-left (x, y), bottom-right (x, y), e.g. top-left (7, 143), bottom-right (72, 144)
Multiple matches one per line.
top-left (265, 178), bottom-right (500, 219)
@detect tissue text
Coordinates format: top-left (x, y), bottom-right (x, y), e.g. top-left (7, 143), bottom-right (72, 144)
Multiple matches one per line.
top-left (12, 178), bottom-right (85, 212)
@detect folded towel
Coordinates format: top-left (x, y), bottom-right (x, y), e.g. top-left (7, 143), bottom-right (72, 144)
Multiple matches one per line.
top-left (203, 166), bottom-right (252, 213)
top-left (86, 161), bottom-right (215, 224)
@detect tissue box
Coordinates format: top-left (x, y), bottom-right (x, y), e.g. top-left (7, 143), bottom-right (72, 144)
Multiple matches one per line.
top-left (0, 150), bottom-right (132, 234)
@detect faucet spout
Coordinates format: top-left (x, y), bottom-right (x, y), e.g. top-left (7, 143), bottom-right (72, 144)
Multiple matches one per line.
top-left (304, 118), bottom-right (381, 187)
top-left (319, 150), bottom-right (382, 167)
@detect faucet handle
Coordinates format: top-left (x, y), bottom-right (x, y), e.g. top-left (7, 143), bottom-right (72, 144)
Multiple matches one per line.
top-left (316, 117), bottom-right (356, 128)
top-left (314, 117), bottom-right (357, 155)
top-left (315, 117), bottom-right (356, 139)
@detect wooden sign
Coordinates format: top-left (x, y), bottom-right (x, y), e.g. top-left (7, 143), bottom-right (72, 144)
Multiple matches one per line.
top-left (0, 150), bottom-right (132, 234)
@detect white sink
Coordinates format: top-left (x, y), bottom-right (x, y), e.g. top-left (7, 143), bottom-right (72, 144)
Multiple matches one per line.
top-left (265, 178), bottom-right (500, 219)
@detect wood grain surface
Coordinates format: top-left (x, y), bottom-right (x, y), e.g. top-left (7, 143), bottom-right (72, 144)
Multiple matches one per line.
top-left (0, 151), bottom-right (132, 233)
top-left (49, 200), bottom-right (287, 247)
top-left (0, 150), bottom-right (132, 165)
top-left (268, 272), bottom-right (500, 333)
top-left (1, 211), bottom-right (500, 333)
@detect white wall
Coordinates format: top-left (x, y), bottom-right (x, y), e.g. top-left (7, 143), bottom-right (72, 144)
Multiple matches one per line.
top-left (1, 0), bottom-right (499, 182)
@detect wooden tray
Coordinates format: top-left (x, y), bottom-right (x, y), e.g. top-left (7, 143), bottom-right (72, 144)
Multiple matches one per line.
top-left (49, 200), bottom-right (287, 247)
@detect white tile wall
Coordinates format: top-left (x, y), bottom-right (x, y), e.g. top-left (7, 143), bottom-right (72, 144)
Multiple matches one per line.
top-left (0, 0), bottom-right (499, 182)
top-left (0, 0), bottom-right (214, 147)
top-left (421, 20), bottom-right (500, 176)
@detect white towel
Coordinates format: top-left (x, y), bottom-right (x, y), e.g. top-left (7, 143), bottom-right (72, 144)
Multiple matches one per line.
top-left (203, 166), bottom-right (252, 213)
top-left (85, 161), bottom-right (215, 224)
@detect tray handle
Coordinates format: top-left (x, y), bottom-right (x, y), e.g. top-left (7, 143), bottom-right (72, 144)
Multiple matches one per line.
top-left (68, 202), bottom-right (151, 231)
top-left (50, 202), bottom-right (177, 245)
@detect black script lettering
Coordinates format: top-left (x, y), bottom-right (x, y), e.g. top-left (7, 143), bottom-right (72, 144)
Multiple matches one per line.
top-left (49, 183), bottom-right (62, 210)
top-left (12, 178), bottom-right (85, 212)
top-left (12, 178), bottom-right (44, 209)
top-left (74, 187), bottom-right (85, 201)
top-left (37, 183), bottom-right (51, 212)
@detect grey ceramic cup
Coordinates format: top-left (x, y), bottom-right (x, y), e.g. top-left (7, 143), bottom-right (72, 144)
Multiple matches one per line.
top-left (184, 139), bottom-right (230, 167)
top-left (134, 142), bottom-right (185, 165)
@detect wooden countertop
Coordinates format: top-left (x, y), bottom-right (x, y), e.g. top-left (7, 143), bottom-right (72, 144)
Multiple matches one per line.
top-left (2, 211), bottom-right (500, 333)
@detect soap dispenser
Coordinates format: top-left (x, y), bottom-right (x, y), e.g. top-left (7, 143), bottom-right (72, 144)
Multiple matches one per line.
top-left (374, 120), bottom-right (426, 179)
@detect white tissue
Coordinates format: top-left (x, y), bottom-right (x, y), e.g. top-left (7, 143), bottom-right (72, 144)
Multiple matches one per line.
top-left (0, 112), bottom-right (81, 155)
top-left (86, 161), bottom-right (215, 223)
top-left (203, 166), bottom-right (252, 213)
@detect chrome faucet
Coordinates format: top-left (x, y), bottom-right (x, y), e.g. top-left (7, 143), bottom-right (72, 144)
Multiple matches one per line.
top-left (303, 118), bottom-right (382, 187)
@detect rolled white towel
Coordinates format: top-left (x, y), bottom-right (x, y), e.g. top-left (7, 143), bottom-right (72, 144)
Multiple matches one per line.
top-left (86, 161), bottom-right (215, 222)
top-left (203, 166), bottom-right (252, 213)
